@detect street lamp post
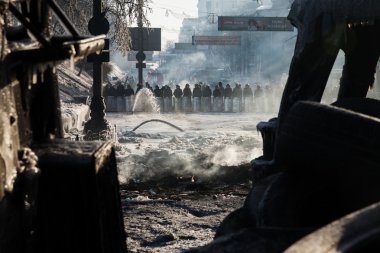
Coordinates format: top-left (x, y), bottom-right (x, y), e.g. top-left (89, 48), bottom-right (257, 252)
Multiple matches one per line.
top-left (84, 0), bottom-right (111, 138)
top-left (137, 0), bottom-right (145, 85)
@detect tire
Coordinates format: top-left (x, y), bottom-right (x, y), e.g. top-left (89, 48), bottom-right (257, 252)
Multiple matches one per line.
top-left (244, 174), bottom-right (279, 226)
top-left (214, 208), bottom-right (252, 239)
top-left (285, 202), bottom-right (380, 253)
top-left (275, 101), bottom-right (380, 171)
top-left (187, 227), bottom-right (311, 253)
top-left (258, 172), bottom-right (342, 228)
top-left (215, 174), bottom-right (277, 239)
top-left (332, 97), bottom-right (380, 119)
top-left (273, 102), bottom-right (380, 223)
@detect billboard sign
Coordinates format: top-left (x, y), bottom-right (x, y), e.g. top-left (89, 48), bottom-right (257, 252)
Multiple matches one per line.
top-left (192, 36), bottom-right (241, 45)
top-left (130, 28), bottom-right (161, 51)
top-left (175, 43), bottom-right (197, 50)
top-left (218, 16), bottom-right (294, 32)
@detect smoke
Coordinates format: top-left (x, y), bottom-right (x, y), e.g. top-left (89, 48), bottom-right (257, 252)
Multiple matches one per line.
top-left (153, 9), bottom-right (297, 117)
top-left (115, 129), bottom-right (262, 184)
top-left (108, 4), bottom-right (304, 187)
top-left (161, 52), bottom-right (207, 85)
top-left (183, 52), bottom-right (207, 66)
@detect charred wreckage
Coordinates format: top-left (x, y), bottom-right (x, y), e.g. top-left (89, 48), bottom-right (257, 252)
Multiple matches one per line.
top-left (0, 1), bottom-right (125, 253)
top-left (1, 0), bottom-right (380, 253)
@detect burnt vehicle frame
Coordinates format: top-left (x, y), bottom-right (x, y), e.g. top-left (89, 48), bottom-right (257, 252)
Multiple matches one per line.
top-left (0, 1), bottom-right (125, 253)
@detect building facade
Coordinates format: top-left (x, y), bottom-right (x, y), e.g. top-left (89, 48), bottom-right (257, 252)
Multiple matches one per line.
top-left (175, 0), bottom-right (295, 84)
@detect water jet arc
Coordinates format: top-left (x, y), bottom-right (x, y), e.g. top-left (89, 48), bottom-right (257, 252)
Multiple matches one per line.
top-left (132, 119), bottom-right (184, 132)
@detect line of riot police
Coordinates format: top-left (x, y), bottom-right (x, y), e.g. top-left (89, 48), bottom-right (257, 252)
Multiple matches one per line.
top-left (103, 80), bottom-right (282, 113)
top-left (103, 80), bottom-right (136, 112)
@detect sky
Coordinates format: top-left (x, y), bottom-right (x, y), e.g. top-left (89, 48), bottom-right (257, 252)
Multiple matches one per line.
top-left (147, 0), bottom-right (198, 47)
top-left (112, 0), bottom-right (198, 69)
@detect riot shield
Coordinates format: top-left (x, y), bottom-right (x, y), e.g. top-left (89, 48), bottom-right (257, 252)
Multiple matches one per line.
top-left (116, 96), bottom-right (126, 112)
top-left (232, 98), bottom-right (241, 113)
top-left (163, 97), bottom-right (173, 113)
top-left (182, 97), bottom-right (192, 113)
top-left (125, 95), bottom-right (135, 113)
top-left (106, 96), bottom-right (117, 112)
top-left (193, 97), bottom-right (201, 112)
top-left (244, 97), bottom-right (253, 112)
top-left (224, 98), bottom-right (233, 112)
top-left (174, 97), bottom-right (182, 112)
top-left (213, 97), bottom-right (223, 112)
top-left (201, 97), bottom-right (211, 112)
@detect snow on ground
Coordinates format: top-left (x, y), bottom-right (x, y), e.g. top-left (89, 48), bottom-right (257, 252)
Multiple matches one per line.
top-left (108, 111), bottom-right (274, 252)
top-left (107, 112), bottom-right (274, 184)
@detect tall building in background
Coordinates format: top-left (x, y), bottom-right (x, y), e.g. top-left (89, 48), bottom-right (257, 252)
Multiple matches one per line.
top-left (178, 18), bottom-right (199, 43)
top-left (198, 0), bottom-right (255, 17)
top-left (179, 0), bottom-right (259, 45)
top-left (175, 0), bottom-right (295, 84)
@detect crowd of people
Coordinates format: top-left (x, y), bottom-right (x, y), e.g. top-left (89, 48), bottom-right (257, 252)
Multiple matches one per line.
top-left (103, 80), bottom-right (283, 114)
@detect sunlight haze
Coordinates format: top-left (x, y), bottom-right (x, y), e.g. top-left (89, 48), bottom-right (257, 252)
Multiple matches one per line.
top-left (148, 0), bottom-right (198, 47)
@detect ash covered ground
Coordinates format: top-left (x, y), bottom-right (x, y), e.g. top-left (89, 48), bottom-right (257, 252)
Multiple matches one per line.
top-left (56, 64), bottom-right (273, 251)
top-left (107, 112), bottom-right (271, 252)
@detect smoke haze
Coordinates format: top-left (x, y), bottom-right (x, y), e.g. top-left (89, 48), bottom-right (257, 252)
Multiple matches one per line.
top-left (109, 113), bottom-right (265, 184)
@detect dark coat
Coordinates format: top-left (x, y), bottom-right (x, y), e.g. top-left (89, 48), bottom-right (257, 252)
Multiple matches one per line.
top-left (174, 87), bottom-right (183, 98)
top-left (202, 86), bottom-right (212, 97)
top-left (163, 86), bottom-right (173, 98)
top-left (213, 87), bottom-right (222, 97)
top-left (125, 85), bottom-right (135, 96)
top-left (218, 83), bottom-right (225, 97)
top-left (243, 85), bottom-right (253, 98)
top-left (224, 86), bottom-right (233, 98)
top-left (104, 83), bottom-right (112, 96)
top-left (233, 85), bottom-right (242, 99)
top-left (193, 86), bottom-right (202, 97)
top-left (116, 84), bottom-right (125, 97)
top-left (254, 86), bottom-right (263, 98)
top-left (154, 87), bottom-right (162, 97)
top-left (183, 87), bottom-right (192, 97)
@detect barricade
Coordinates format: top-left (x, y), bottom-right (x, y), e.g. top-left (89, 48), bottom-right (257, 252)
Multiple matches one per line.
top-left (193, 97), bottom-right (201, 112)
top-left (155, 97), bottom-right (164, 113)
top-left (232, 98), bottom-right (241, 113)
top-left (182, 97), bottom-right (192, 113)
top-left (105, 96), bottom-right (117, 112)
top-left (116, 96), bottom-right (126, 112)
top-left (224, 98), bottom-right (233, 112)
top-left (213, 97), bottom-right (223, 112)
top-left (255, 97), bottom-right (264, 113)
top-left (34, 141), bottom-right (126, 253)
top-left (244, 97), bottom-right (253, 112)
top-left (163, 97), bottom-right (172, 113)
top-left (125, 95), bottom-right (135, 113)
top-left (174, 97), bottom-right (182, 112)
top-left (201, 97), bottom-right (211, 112)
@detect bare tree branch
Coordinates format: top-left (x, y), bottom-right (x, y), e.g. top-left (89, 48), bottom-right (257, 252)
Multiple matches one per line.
top-left (55, 0), bottom-right (151, 54)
